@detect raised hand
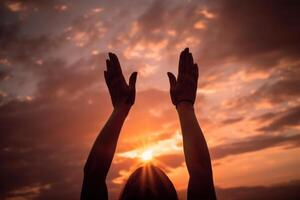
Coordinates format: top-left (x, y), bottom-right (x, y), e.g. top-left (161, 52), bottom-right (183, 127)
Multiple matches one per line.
top-left (82, 53), bottom-right (138, 200)
top-left (104, 52), bottom-right (137, 110)
top-left (167, 48), bottom-right (199, 106)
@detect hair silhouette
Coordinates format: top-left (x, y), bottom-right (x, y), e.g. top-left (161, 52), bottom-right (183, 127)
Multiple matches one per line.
top-left (119, 164), bottom-right (178, 200)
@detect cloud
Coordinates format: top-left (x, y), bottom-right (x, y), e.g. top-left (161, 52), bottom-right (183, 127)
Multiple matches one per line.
top-left (4, 0), bottom-right (61, 12)
top-left (198, 0), bottom-right (300, 69)
top-left (1, 0), bottom-right (300, 199)
top-left (63, 10), bottom-right (107, 47)
top-left (177, 180), bottom-right (300, 200)
top-left (222, 62), bottom-right (300, 115)
top-left (247, 64), bottom-right (300, 104)
top-left (221, 117), bottom-right (244, 125)
top-left (252, 77), bottom-right (300, 104)
top-left (156, 154), bottom-right (184, 169)
top-left (210, 134), bottom-right (300, 160)
top-left (257, 105), bottom-right (300, 132)
top-left (0, 20), bottom-right (61, 64)
top-left (110, 0), bottom-right (210, 67)
top-left (215, 179), bottom-right (300, 200)
top-left (0, 52), bottom-right (111, 198)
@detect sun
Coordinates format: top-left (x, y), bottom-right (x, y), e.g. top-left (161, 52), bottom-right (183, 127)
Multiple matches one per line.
top-left (141, 150), bottom-right (153, 162)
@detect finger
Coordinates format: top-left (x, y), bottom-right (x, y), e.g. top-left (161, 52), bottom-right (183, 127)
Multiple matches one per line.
top-left (178, 48), bottom-right (189, 73)
top-left (178, 48), bottom-right (188, 81)
top-left (106, 59), bottom-right (113, 74)
top-left (108, 52), bottom-right (122, 75)
top-left (129, 72), bottom-right (138, 90)
top-left (193, 63), bottom-right (199, 80)
top-left (178, 50), bottom-right (185, 75)
top-left (187, 52), bottom-right (194, 74)
top-left (104, 70), bottom-right (111, 89)
top-left (183, 48), bottom-right (189, 73)
top-left (167, 72), bottom-right (177, 89)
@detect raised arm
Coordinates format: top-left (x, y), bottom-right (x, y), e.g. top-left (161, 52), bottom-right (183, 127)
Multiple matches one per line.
top-left (81, 53), bottom-right (137, 200)
top-left (167, 48), bottom-right (216, 200)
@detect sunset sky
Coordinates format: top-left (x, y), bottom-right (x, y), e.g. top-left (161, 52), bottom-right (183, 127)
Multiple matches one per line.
top-left (1, 0), bottom-right (300, 199)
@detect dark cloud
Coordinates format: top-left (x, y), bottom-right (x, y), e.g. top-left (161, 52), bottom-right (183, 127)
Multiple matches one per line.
top-left (0, 51), bottom-right (110, 198)
top-left (216, 179), bottom-right (300, 200)
top-left (251, 111), bottom-right (278, 123)
top-left (176, 180), bottom-right (300, 200)
top-left (3, 0), bottom-right (61, 11)
top-left (244, 63), bottom-right (300, 105)
top-left (210, 133), bottom-right (300, 160)
top-left (221, 117), bottom-right (243, 125)
top-left (0, 98), bottom-right (105, 198)
top-left (0, 22), bottom-right (61, 66)
top-left (199, 0), bottom-right (300, 69)
top-left (257, 105), bottom-right (300, 132)
top-left (254, 79), bottom-right (300, 104)
top-left (224, 65), bottom-right (300, 113)
top-left (137, 0), bottom-right (166, 34)
top-left (0, 70), bottom-right (9, 81)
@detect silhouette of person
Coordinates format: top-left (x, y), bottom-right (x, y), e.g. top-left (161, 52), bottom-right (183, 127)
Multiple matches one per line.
top-left (81, 48), bottom-right (217, 200)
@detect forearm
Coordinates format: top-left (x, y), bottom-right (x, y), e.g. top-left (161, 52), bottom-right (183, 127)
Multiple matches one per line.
top-left (84, 106), bottom-right (130, 179)
top-left (176, 102), bottom-right (212, 176)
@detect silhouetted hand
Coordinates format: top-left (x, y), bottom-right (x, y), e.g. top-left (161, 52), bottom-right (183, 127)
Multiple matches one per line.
top-left (167, 48), bottom-right (198, 106)
top-left (104, 52), bottom-right (137, 110)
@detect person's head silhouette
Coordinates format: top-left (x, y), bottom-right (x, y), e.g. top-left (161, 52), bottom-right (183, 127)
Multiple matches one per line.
top-left (119, 164), bottom-right (178, 200)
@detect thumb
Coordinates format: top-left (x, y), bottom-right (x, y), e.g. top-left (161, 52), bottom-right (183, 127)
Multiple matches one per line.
top-left (167, 72), bottom-right (176, 89)
top-left (104, 71), bottom-right (111, 89)
top-left (129, 72), bottom-right (138, 90)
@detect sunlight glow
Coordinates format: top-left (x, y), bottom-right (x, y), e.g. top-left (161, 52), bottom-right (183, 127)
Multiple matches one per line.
top-left (141, 150), bottom-right (153, 162)
top-left (117, 132), bottom-right (182, 161)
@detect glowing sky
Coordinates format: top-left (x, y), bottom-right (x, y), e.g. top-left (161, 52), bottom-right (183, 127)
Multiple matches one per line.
top-left (1, 0), bottom-right (300, 199)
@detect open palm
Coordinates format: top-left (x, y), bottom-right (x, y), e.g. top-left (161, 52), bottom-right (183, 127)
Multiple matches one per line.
top-left (167, 48), bottom-right (199, 106)
top-left (104, 53), bottom-right (137, 109)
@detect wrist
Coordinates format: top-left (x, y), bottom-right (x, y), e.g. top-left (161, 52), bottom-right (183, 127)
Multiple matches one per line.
top-left (113, 105), bottom-right (131, 116)
top-left (176, 101), bottom-right (194, 112)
